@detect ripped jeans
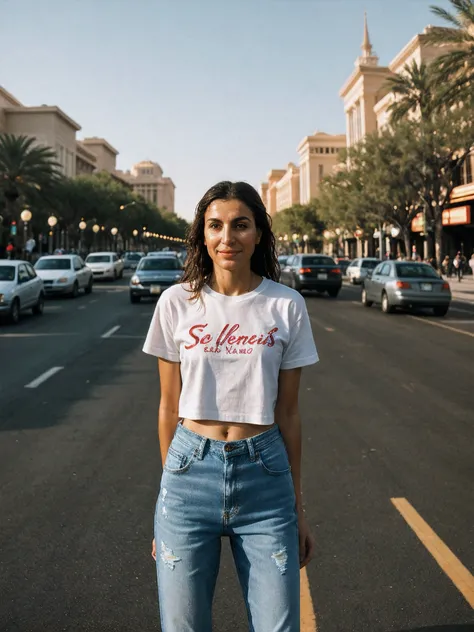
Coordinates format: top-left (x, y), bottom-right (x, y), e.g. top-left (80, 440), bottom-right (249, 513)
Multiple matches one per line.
top-left (154, 422), bottom-right (300, 632)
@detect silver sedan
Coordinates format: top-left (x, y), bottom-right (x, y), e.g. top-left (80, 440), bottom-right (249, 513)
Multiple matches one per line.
top-left (362, 261), bottom-right (451, 316)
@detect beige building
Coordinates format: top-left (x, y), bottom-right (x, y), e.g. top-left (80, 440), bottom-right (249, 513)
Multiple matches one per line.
top-left (275, 163), bottom-right (300, 212)
top-left (0, 85), bottom-right (125, 182)
top-left (1, 87), bottom-right (80, 178)
top-left (261, 169), bottom-right (287, 216)
top-left (75, 140), bottom-right (97, 176)
top-left (116, 161), bottom-right (175, 213)
top-left (297, 132), bottom-right (346, 203)
top-left (339, 14), bottom-right (392, 147)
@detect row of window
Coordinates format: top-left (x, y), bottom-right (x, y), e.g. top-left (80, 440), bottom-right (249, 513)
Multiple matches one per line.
top-left (309, 147), bottom-right (340, 155)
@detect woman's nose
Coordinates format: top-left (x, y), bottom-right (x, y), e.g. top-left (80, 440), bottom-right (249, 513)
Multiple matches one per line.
top-left (221, 227), bottom-right (235, 244)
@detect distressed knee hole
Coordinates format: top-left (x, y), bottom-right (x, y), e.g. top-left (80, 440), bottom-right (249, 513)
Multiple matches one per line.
top-left (160, 541), bottom-right (181, 570)
top-left (271, 547), bottom-right (288, 574)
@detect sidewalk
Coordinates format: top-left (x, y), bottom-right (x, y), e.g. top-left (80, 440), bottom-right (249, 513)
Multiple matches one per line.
top-left (448, 275), bottom-right (474, 303)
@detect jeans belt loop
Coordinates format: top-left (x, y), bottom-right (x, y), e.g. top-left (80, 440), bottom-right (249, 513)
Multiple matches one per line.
top-left (246, 438), bottom-right (256, 462)
top-left (196, 437), bottom-right (207, 460)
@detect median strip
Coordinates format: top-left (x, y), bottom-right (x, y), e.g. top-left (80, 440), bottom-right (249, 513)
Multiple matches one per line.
top-left (392, 498), bottom-right (474, 608)
top-left (25, 366), bottom-right (64, 389)
top-left (410, 316), bottom-right (474, 338)
top-left (102, 325), bottom-right (121, 339)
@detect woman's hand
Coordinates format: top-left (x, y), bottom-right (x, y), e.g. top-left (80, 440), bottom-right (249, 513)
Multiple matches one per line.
top-left (151, 538), bottom-right (156, 561)
top-left (298, 509), bottom-right (315, 568)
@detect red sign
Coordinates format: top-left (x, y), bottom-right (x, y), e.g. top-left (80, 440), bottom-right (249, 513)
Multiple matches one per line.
top-left (442, 206), bottom-right (471, 226)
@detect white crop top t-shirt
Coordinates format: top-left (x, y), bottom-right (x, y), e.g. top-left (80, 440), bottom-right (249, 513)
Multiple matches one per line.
top-left (143, 278), bottom-right (319, 425)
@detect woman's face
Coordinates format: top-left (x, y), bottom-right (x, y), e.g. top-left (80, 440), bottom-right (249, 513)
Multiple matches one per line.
top-left (203, 199), bottom-right (261, 273)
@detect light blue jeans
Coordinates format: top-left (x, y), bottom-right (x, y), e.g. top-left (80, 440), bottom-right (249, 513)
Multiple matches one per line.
top-left (154, 422), bottom-right (300, 632)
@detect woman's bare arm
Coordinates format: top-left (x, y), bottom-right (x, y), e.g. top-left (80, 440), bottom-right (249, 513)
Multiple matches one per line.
top-left (274, 367), bottom-right (303, 510)
top-left (157, 357), bottom-right (182, 466)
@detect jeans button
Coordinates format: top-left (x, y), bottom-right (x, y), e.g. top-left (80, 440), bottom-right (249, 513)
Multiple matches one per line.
top-left (224, 444), bottom-right (233, 452)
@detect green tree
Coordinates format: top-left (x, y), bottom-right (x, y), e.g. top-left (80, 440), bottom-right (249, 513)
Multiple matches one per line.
top-left (0, 133), bottom-right (61, 254)
top-left (426, 0), bottom-right (474, 102)
top-left (386, 60), bottom-right (440, 124)
top-left (271, 202), bottom-right (325, 251)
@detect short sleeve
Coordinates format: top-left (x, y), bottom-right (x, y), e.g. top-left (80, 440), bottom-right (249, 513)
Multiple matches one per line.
top-left (142, 295), bottom-right (180, 362)
top-left (280, 298), bottom-right (319, 370)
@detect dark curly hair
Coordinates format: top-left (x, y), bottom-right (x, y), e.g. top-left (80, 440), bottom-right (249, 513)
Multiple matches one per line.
top-left (181, 181), bottom-right (280, 299)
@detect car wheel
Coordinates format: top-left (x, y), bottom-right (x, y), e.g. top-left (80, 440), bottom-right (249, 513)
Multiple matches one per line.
top-left (113, 270), bottom-right (118, 281)
top-left (10, 298), bottom-right (20, 324)
top-left (433, 305), bottom-right (449, 317)
top-left (351, 277), bottom-right (357, 285)
top-left (70, 282), bottom-right (79, 298)
top-left (119, 269), bottom-right (124, 279)
top-left (361, 288), bottom-right (373, 307)
top-left (32, 293), bottom-right (44, 315)
top-left (381, 291), bottom-right (394, 314)
top-left (327, 288), bottom-right (340, 298)
top-left (85, 278), bottom-right (93, 294)
top-left (130, 294), bottom-right (141, 304)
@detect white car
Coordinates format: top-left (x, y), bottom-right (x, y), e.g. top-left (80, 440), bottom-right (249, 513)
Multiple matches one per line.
top-left (346, 258), bottom-right (381, 285)
top-left (85, 252), bottom-right (124, 281)
top-left (35, 255), bottom-right (93, 297)
top-left (0, 259), bottom-right (45, 324)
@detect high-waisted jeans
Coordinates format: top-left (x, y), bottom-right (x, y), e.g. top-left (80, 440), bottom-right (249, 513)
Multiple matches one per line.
top-left (154, 422), bottom-right (300, 632)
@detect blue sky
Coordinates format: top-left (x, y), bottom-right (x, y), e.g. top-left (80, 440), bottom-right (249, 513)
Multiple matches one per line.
top-left (0, 0), bottom-right (453, 220)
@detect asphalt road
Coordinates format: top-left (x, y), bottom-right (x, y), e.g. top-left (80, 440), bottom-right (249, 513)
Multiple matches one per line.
top-left (0, 275), bottom-right (473, 632)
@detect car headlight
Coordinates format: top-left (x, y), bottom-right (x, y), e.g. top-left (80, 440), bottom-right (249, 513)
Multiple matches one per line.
top-left (131, 275), bottom-right (141, 285)
top-left (57, 277), bottom-right (69, 284)
top-left (174, 274), bottom-right (182, 280)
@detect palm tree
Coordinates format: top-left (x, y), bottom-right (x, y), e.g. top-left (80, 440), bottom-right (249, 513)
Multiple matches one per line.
top-left (386, 60), bottom-right (440, 124)
top-left (0, 133), bottom-right (61, 254)
top-left (426, 0), bottom-right (474, 101)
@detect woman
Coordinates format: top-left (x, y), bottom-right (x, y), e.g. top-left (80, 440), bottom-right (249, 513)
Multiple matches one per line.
top-left (143, 181), bottom-right (319, 632)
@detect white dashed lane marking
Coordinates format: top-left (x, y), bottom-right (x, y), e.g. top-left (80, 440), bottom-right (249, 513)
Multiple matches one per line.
top-left (25, 366), bottom-right (64, 389)
top-left (102, 325), bottom-right (121, 339)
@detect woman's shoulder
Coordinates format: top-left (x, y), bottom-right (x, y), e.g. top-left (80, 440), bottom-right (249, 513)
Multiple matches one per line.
top-left (160, 282), bottom-right (194, 302)
top-left (262, 278), bottom-right (306, 303)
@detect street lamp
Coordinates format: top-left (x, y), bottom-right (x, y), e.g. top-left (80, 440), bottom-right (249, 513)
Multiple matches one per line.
top-left (47, 215), bottom-right (58, 253)
top-left (303, 234), bottom-right (309, 253)
top-left (20, 209), bottom-right (32, 257)
top-left (111, 226), bottom-right (118, 252)
top-left (92, 223), bottom-right (100, 251)
top-left (119, 201), bottom-right (136, 210)
top-left (78, 220), bottom-right (87, 254)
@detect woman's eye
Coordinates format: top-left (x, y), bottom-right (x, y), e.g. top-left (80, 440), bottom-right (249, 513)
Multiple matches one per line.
top-left (209, 223), bottom-right (220, 229)
top-left (237, 224), bottom-right (248, 230)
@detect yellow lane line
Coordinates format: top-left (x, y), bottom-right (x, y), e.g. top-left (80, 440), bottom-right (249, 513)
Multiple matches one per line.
top-left (392, 498), bottom-right (474, 609)
top-left (301, 567), bottom-right (318, 631)
top-left (410, 316), bottom-right (474, 338)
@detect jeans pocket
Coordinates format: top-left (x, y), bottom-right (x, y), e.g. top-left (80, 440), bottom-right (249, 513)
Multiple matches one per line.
top-left (258, 440), bottom-right (292, 476)
top-left (163, 444), bottom-right (196, 474)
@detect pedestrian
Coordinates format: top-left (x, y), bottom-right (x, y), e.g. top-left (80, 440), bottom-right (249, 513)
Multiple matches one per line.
top-left (143, 181), bottom-right (319, 632)
top-left (442, 255), bottom-right (450, 278)
top-left (469, 253), bottom-right (474, 277)
top-left (453, 251), bottom-right (463, 282)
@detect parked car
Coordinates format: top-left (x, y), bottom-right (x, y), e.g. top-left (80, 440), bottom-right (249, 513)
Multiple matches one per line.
top-left (362, 260), bottom-right (451, 316)
top-left (123, 252), bottom-right (144, 270)
top-left (85, 252), bottom-right (124, 280)
top-left (336, 257), bottom-right (351, 276)
top-left (279, 254), bottom-right (342, 297)
top-left (130, 255), bottom-right (183, 303)
top-left (35, 255), bottom-right (93, 297)
top-left (346, 258), bottom-right (381, 284)
top-left (146, 251), bottom-right (180, 258)
top-left (0, 259), bottom-right (45, 324)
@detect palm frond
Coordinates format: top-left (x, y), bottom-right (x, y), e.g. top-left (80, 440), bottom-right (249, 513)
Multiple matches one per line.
top-left (430, 5), bottom-right (464, 30)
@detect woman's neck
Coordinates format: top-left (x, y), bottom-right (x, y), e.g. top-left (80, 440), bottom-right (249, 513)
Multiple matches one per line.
top-left (209, 269), bottom-right (259, 296)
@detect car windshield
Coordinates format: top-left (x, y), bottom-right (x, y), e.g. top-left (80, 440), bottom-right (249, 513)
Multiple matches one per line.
top-left (362, 260), bottom-right (380, 269)
top-left (396, 264), bottom-right (439, 279)
top-left (36, 258), bottom-right (71, 270)
top-left (302, 256), bottom-right (335, 266)
top-left (139, 258), bottom-right (180, 271)
top-left (0, 266), bottom-right (15, 281)
top-left (86, 255), bottom-right (111, 263)
top-left (126, 254), bottom-right (141, 260)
